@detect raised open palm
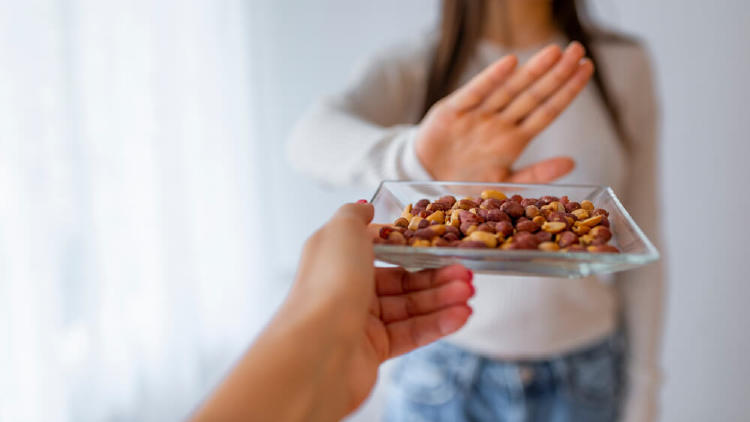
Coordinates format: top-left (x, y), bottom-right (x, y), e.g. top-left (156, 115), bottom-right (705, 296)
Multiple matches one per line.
top-left (416, 42), bottom-right (594, 183)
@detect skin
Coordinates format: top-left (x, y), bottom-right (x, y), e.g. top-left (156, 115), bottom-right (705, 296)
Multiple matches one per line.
top-left (415, 0), bottom-right (594, 183)
top-left (190, 203), bottom-right (475, 422)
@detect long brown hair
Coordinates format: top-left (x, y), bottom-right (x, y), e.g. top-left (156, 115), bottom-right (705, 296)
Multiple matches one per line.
top-left (423, 0), bottom-right (631, 141)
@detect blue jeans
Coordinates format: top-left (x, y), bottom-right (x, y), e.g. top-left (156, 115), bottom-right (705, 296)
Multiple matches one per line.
top-left (384, 332), bottom-right (624, 422)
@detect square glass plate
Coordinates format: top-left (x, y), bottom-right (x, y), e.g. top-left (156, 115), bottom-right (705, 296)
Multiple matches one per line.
top-left (370, 181), bottom-right (659, 278)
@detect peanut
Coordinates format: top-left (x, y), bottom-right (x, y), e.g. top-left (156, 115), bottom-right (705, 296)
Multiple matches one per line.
top-left (500, 201), bottom-right (524, 218)
top-left (411, 239), bottom-right (431, 248)
top-left (571, 208), bottom-right (589, 220)
top-left (447, 209), bottom-right (461, 227)
top-left (480, 198), bottom-right (503, 210)
top-left (495, 220), bottom-right (514, 237)
top-left (581, 215), bottom-right (603, 228)
top-left (432, 237), bottom-right (450, 247)
top-left (457, 199), bottom-right (478, 210)
top-left (532, 215), bottom-right (546, 226)
top-left (481, 189), bottom-right (507, 200)
top-left (589, 226), bottom-right (612, 245)
top-left (593, 208), bottom-right (610, 217)
top-left (443, 232), bottom-right (459, 242)
top-left (566, 244), bottom-right (587, 252)
top-left (521, 198), bottom-right (538, 208)
top-left (557, 231), bottom-right (578, 248)
top-left (516, 219), bottom-right (540, 233)
top-left (466, 230), bottom-right (498, 248)
top-left (571, 222), bottom-right (590, 236)
top-left (564, 201), bottom-right (581, 213)
top-left (460, 222), bottom-right (478, 236)
top-left (580, 200), bottom-right (595, 211)
top-left (426, 210), bottom-right (445, 224)
top-left (525, 205), bottom-right (540, 219)
top-left (509, 232), bottom-right (540, 249)
top-left (401, 204), bottom-right (413, 220)
top-left (487, 209), bottom-right (511, 222)
top-left (542, 221), bottom-right (566, 233)
top-left (437, 195), bottom-right (457, 207)
top-left (426, 202), bottom-right (449, 212)
top-left (393, 217), bottom-right (409, 228)
top-left (535, 230), bottom-right (553, 243)
top-left (476, 223), bottom-right (495, 233)
top-left (387, 231), bottom-right (407, 245)
top-left (538, 241), bottom-right (559, 251)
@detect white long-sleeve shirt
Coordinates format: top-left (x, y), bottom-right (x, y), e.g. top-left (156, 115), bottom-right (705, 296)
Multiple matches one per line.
top-left (288, 33), bottom-right (664, 422)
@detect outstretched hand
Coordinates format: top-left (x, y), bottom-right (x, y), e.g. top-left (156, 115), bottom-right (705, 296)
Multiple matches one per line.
top-left (415, 41), bottom-right (593, 183)
top-left (192, 203), bottom-right (475, 422)
top-left (289, 202), bottom-right (474, 413)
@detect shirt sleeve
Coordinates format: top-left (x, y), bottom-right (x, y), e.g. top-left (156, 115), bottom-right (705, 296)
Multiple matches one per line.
top-left (286, 40), bottom-right (434, 190)
top-left (610, 45), bottom-right (666, 422)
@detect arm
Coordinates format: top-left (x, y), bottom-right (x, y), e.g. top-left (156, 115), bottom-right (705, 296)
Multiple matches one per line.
top-left (190, 203), bottom-right (474, 422)
top-left (288, 41), bottom-right (596, 189)
top-left (612, 46), bottom-right (665, 422)
top-left (287, 43), bottom-right (433, 189)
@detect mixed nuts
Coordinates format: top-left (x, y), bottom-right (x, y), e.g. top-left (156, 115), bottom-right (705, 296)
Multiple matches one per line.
top-left (374, 190), bottom-right (619, 253)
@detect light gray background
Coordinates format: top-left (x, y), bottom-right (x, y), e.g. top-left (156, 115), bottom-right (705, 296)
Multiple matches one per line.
top-left (250, 1), bottom-right (750, 421)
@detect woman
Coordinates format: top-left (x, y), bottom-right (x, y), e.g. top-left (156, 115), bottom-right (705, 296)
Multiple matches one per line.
top-left (287, 1), bottom-right (663, 421)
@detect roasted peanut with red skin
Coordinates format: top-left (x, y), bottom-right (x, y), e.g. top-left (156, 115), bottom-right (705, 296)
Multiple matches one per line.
top-left (525, 205), bottom-right (540, 219)
top-left (437, 195), bottom-right (457, 207)
top-left (589, 226), bottom-right (612, 245)
top-left (495, 220), bottom-right (514, 237)
top-left (480, 198), bottom-right (503, 210)
top-left (536, 231), bottom-right (553, 243)
top-left (500, 201), bottom-right (524, 219)
top-left (487, 209), bottom-right (511, 222)
top-left (520, 198), bottom-right (538, 208)
top-left (457, 199), bottom-right (478, 210)
top-left (557, 231), bottom-right (578, 248)
top-left (516, 219), bottom-right (540, 233)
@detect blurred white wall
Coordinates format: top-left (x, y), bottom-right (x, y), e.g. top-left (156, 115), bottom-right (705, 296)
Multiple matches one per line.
top-left (591, 2), bottom-right (750, 421)
top-left (252, 1), bottom-right (750, 421)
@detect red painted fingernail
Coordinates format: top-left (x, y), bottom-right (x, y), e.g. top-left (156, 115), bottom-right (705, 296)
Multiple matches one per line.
top-left (466, 269), bottom-right (474, 283)
top-left (468, 306), bottom-right (474, 315)
top-left (468, 283), bottom-right (476, 296)
top-left (356, 199), bottom-right (368, 204)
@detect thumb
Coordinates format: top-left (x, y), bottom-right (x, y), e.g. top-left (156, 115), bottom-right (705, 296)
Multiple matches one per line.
top-left (331, 201), bottom-right (375, 226)
top-left (507, 157), bottom-right (575, 184)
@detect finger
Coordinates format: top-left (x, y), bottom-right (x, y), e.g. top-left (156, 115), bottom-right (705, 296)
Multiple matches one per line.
top-left (379, 280), bottom-right (474, 323)
top-left (498, 42), bottom-right (585, 122)
top-left (479, 44), bottom-right (562, 114)
top-left (386, 305), bottom-right (472, 357)
top-left (507, 157), bottom-right (576, 184)
top-left (331, 202), bottom-right (374, 227)
top-left (520, 59), bottom-right (594, 136)
top-left (446, 55), bottom-right (518, 111)
top-left (375, 264), bottom-right (472, 296)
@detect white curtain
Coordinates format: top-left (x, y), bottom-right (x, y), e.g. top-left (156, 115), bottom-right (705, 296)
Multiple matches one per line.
top-left (0, 1), bottom-right (276, 421)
